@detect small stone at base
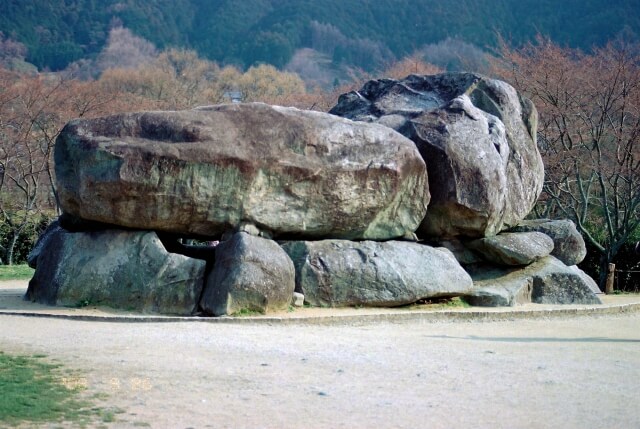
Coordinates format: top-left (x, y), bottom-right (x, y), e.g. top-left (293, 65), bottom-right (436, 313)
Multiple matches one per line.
top-left (292, 292), bottom-right (305, 307)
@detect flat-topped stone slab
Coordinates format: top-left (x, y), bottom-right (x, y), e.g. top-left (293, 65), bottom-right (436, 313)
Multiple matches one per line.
top-left (55, 103), bottom-right (429, 240)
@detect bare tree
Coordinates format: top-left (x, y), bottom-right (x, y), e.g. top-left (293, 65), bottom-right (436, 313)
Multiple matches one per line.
top-left (237, 64), bottom-right (306, 104)
top-left (495, 37), bottom-right (640, 287)
top-left (309, 21), bottom-right (394, 71)
top-left (309, 21), bottom-right (349, 56)
top-left (381, 54), bottom-right (442, 79)
top-left (0, 67), bottom-right (128, 264)
top-left (0, 70), bottom-right (59, 264)
top-left (0, 32), bottom-right (27, 63)
top-left (99, 50), bottom-right (236, 109)
top-left (97, 27), bottom-right (157, 73)
top-left (421, 37), bottom-right (493, 73)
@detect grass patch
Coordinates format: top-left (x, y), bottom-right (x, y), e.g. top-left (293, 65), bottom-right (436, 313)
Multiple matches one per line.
top-left (0, 351), bottom-right (105, 427)
top-left (231, 308), bottom-right (265, 317)
top-left (612, 290), bottom-right (640, 295)
top-left (404, 296), bottom-right (471, 310)
top-left (0, 264), bottom-right (34, 281)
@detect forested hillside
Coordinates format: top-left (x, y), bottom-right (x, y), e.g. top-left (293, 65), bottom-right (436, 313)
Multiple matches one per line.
top-left (1, 0), bottom-right (639, 71)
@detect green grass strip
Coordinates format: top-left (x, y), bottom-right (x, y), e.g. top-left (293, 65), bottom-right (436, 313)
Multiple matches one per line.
top-left (0, 351), bottom-right (99, 426)
top-left (0, 264), bottom-right (35, 281)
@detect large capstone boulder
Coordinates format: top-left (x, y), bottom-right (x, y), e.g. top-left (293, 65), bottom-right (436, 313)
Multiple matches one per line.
top-left (467, 231), bottom-right (554, 266)
top-left (508, 219), bottom-right (587, 266)
top-left (199, 232), bottom-right (295, 316)
top-left (464, 256), bottom-right (602, 307)
top-left (282, 240), bottom-right (473, 307)
top-left (329, 73), bottom-right (544, 238)
top-left (55, 103), bottom-right (428, 241)
top-left (25, 226), bottom-right (206, 315)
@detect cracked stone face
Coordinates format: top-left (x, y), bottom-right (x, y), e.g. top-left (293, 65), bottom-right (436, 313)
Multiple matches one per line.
top-left (330, 72), bottom-right (544, 239)
top-left (55, 103), bottom-right (429, 241)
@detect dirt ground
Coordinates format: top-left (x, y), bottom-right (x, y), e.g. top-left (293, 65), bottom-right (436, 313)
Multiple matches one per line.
top-left (1, 281), bottom-right (639, 428)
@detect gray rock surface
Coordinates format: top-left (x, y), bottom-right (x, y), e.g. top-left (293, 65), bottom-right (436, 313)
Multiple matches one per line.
top-left (531, 258), bottom-right (602, 304)
top-left (465, 266), bottom-right (533, 307)
top-left (464, 256), bottom-right (602, 306)
top-left (468, 231), bottom-right (554, 266)
top-left (25, 227), bottom-right (205, 315)
top-left (329, 73), bottom-right (544, 238)
top-left (436, 239), bottom-right (484, 265)
top-left (508, 219), bottom-right (587, 265)
top-left (55, 103), bottom-right (428, 240)
top-left (567, 265), bottom-right (602, 295)
top-left (200, 232), bottom-right (295, 316)
top-left (292, 292), bottom-right (305, 307)
top-left (27, 220), bottom-right (63, 269)
top-left (282, 240), bottom-right (473, 307)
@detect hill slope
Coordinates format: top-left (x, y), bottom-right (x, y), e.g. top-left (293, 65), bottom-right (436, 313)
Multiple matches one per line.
top-left (1, 0), bottom-right (639, 71)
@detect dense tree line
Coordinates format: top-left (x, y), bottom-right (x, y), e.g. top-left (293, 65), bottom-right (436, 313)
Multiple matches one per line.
top-left (1, 0), bottom-right (639, 72)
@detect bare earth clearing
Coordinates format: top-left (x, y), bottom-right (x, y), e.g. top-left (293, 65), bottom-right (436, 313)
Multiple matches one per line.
top-left (1, 281), bottom-right (639, 428)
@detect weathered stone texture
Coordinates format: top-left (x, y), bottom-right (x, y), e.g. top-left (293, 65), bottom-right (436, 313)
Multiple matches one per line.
top-left (55, 103), bottom-right (428, 240)
top-left (282, 240), bottom-right (473, 307)
top-left (26, 227), bottom-right (205, 315)
top-left (465, 256), bottom-right (602, 307)
top-left (330, 73), bottom-right (544, 238)
top-left (200, 232), bottom-right (295, 316)
top-left (468, 232), bottom-right (554, 266)
top-left (509, 219), bottom-right (587, 266)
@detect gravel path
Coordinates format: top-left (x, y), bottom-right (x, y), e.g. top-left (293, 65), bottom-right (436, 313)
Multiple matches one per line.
top-left (1, 310), bottom-right (639, 428)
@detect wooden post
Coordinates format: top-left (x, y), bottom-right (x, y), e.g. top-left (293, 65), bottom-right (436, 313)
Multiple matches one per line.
top-left (605, 263), bottom-right (615, 294)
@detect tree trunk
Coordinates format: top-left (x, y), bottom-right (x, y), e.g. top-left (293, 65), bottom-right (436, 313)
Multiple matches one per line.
top-left (6, 231), bottom-right (19, 266)
top-left (605, 264), bottom-right (616, 294)
top-left (598, 254), bottom-right (611, 291)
